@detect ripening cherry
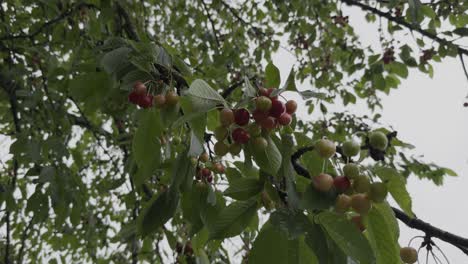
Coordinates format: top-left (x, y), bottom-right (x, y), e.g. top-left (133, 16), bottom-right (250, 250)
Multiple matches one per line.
top-left (234, 108), bottom-right (250, 126)
top-left (258, 87), bottom-right (270, 97)
top-left (285, 100), bottom-right (297, 114)
top-left (278, 112), bottom-right (292, 126)
top-left (220, 108), bottom-right (235, 126)
top-left (351, 215), bottom-right (366, 232)
top-left (343, 163), bottom-right (360, 179)
top-left (199, 152), bottom-right (209, 163)
top-left (353, 175), bottom-right (371, 193)
top-left (256, 96), bottom-right (272, 112)
top-left (333, 176), bottom-right (351, 193)
top-left (232, 127), bottom-right (250, 144)
top-left (133, 81), bottom-right (147, 96)
top-left (260, 116), bottom-right (276, 130)
top-left (214, 126), bottom-right (228, 140)
top-left (252, 109), bottom-right (268, 123)
top-left (335, 194), bottom-right (352, 213)
top-left (165, 91), bottom-right (179, 106)
top-left (252, 137), bottom-right (268, 151)
top-left (368, 182), bottom-right (388, 203)
top-left (342, 140), bottom-right (360, 157)
top-left (313, 173), bottom-right (334, 192)
top-left (315, 139), bottom-right (336, 159)
top-left (128, 91), bottom-right (141, 104)
top-left (369, 131), bottom-right (388, 151)
top-left (139, 94), bottom-right (154, 108)
top-left (269, 99), bottom-right (286, 118)
top-left (400, 247), bottom-right (418, 264)
top-left (229, 143), bottom-right (242, 156)
top-left (153, 94), bottom-right (166, 108)
top-left (213, 163), bottom-right (225, 174)
top-left (214, 141), bottom-right (229, 156)
top-left (200, 168), bottom-right (211, 178)
top-left (351, 194), bottom-right (372, 215)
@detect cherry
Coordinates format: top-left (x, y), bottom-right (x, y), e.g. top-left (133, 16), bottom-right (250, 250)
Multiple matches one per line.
top-left (255, 96), bottom-right (272, 112)
top-left (313, 173), bottom-right (334, 192)
top-left (206, 174), bottom-right (213, 183)
top-left (258, 87), bottom-right (270, 97)
top-left (229, 143), bottom-right (242, 156)
top-left (214, 126), bottom-right (228, 140)
top-left (269, 99), bottom-right (285, 118)
top-left (165, 91), bottom-right (179, 106)
top-left (214, 141), bottom-right (229, 156)
top-left (351, 194), bottom-right (371, 215)
top-left (172, 136), bottom-right (181, 145)
top-left (342, 140), bottom-right (360, 157)
top-left (315, 139), bottom-right (336, 159)
top-left (234, 108), bottom-right (250, 126)
top-left (369, 131), bottom-right (388, 151)
top-left (260, 116), bottom-right (276, 130)
top-left (285, 100), bottom-right (297, 114)
top-left (213, 163), bottom-right (225, 174)
top-left (232, 128), bottom-right (250, 144)
top-left (278, 113), bottom-right (292, 126)
top-left (368, 182), bottom-right (388, 203)
top-left (199, 152), bottom-right (209, 163)
top-left (200, 168), bottom-right (211, 178)
top-left (333, 176), bottom-right (351, 193)
top-left (335, 194), bottom-right (351, 213)
top-left (190, 157), bottom-right (198, 166)
top-left (352, 175), bottom-right (371, 193)
top-left (351, 215), bottom-right (366, 232)
top-left (220, 108), bottom-right (235, 126)
top-left (252, 137), bottom-right (268, 151)
top-left (248, 123), bottom-right (262, 137)
top-left (128, 91), bottom-right (141, 105)
top-left (400, 247), bottom-right (418, 264)
top-left (267, 88), bottom-right (278, 99)
top-left (343, 163), bottom-right (359, 179)
top-left (138, 94), bottom-right (154, 108)
top-left (252, 109), bottom-right (268, 123)
top-left (154, 94), bottom-right (166, 108)
top-left (133, 81), bottom-right (147, 96)
top-left (184, 242), bottom-right (194, 256)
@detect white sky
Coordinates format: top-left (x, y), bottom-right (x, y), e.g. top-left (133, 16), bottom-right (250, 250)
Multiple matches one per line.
top-left (272, 5), bottom-right (468, 262)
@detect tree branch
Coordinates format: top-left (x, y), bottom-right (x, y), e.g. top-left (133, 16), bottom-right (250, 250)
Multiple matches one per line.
top-left (341, 0), bottom-right (468, 56)
top-left (290, 145), bottom-right (468, 255)
top-left (200, 0), bottom-right (221, 49)
top-left (115, 2), bottom-right (140, 41)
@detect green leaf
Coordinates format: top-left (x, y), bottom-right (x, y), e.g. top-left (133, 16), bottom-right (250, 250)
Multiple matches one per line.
top-left (304, 221), bottom-right (329, 264)
top-left (374, 167), bottom-right (413, 217)
top-left (187, 79), bottom-right (226, 111)
top-left (408, 0), bottom-right (422, 24)
top-left (244, 76), bottom-right (257, 98)
top-left (170, 148), bottom-right (195, 193)
top-left (387, 61), bottom-right (408, 78)
top-left (223, 178), bottom-right (263, 200)
top-left (301, 185), bottom-right (336, 210)
top-left (454, 28), bottom-right (468, 36)
top-left (137, 188), bottom-right (179, 237)
top-left (208, 198), bottom-right (258, 240)
top-left (265, 62), bottom-right (281, 88)
top-left (250, 135), bottom-right (282, 176)
top-left (282, 68), bottom-right (297, 91)
top-left (132, 109), bottom-right (163, 185)
top-left (68, 72), bottom-right (112, 110)
top-left (317, 211), bottom-right (375, 264)
top-left (101, 47), bottom-right (132, 74)
top-left (365, 205), bottom-right (401, 264)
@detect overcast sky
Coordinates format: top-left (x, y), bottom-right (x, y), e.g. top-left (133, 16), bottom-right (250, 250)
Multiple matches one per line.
top-left (273, 4), bottom-right (468, 262)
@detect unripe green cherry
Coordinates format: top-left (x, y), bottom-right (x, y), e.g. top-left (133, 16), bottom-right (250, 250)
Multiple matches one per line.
top-left (214, 126), bottom-right (228, 140)
top-left (342, 140), bottom-right (360, 157)
top-left (248, 123), bottom-right (262, 137)
top-left (252, 137), bottom-right (268, 151)
top-left (352, 175), bottom-right (371, 193)
top-left (369, 131), bottom-right (388, 151)
top-left (350, 193), bottom-right (372, 215)
top-left (220, 108), bottom-right (235, 127)
top-left (335, 194), bottom-right (352, 213)
top-left (400, 247), bottom-right (418, 264)
top-left (343, 163), bottom-right (360, 179)
top-left (368, 182), bottom-right (388, 203)
top-left (229, 143), bottom-right (242, 156)
top-left (214, 141), bottom-right (229, 156)
top-left (315, 139), bottom-right (336, 159)
top-left (255, 96), bottom-right (272, 112)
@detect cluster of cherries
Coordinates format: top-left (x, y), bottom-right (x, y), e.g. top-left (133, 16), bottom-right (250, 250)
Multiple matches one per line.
top-left (128, 81), bottom-right (180, 109)
top-left (213, 87), bottom-right (298, 156)
top-left (194, 152), bottom-right (225, 184)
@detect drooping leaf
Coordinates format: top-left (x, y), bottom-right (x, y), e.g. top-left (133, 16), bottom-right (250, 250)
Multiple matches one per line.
top-left (265, 62), bottom-right (281, 88)
top-left (223, 178), bottom-right (263, 200)
top-left (187, 79), bottom-right (226, 111)
top-left (250, 135), bottom-right (282, 176)
top-left (374, 166), bottom-right (413, 217)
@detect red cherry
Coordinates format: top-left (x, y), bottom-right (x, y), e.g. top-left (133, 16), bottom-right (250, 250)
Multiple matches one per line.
top-left (252, 109), bottom-right (268, 123)
top-left (286, 100), bottom-right (297, 114)
top-left (267, 88), bottom-right (278, 99)
top-left (278, 113), bottom-right (292, 126)
top-left (133, 81), bottom-right (147, 96)
top-left (333, 176), bottom-right (351, 193)
top-left (128, 91), bottom-right (141, 105)
top-left (232, 128), bottom-right (250, 144)
top-left (234, 108), bottom-right (250, 126)
top-left (269, 99), bottom-right (285, 118)
top-left (201, 168), bottom-right (211, 178)
top-left (206, 174), bottom-right (213, 183)
top-left (258, 87), bottom-right (270, 97)
top-left (260, 116), bottom-right (276, 130)
top-left (138, 94), bottom-right (154, 108)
